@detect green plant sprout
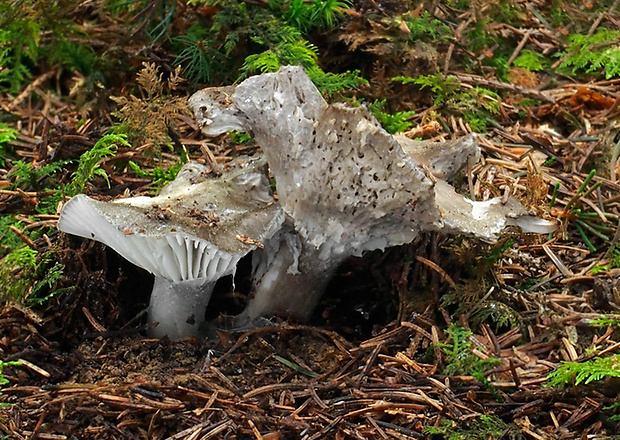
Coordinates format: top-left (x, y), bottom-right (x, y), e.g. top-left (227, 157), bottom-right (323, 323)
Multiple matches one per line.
top-left (240, 39), bottom-right (318, 76)
top-left (0, 4), bottom-right (40, 93)
top-left (547, 354), bottom-right (620, 387)
top-left (8, 160), bottom-right (69, 192)
top-left (591, 245), bottom-right (620, 274)
top-left (367, 100), bottom-right (415, 134)
top-left (0, 123), bottom-right (18, 167)
top-left (172, 24), bottom-right (227, 83)
top-left (128, 150), bottom-right (188, 191)
top-left (0, 246), bottom-right (70, 303)
top-left (513, 49), bottom-right (547, 71)
top-left (393, 74), bottom-right (501, 132)
top-left (0, 247), bottom-right (37, 301)
top-left (48, 38), bottom-right (97, 77)
top-left (116, 0), bottom-right (178, 41)
top-left (442, 239), bottom-right (521, 331)
top-left (559, 28), bottom-right (620, 79)
top-left (404, 11), bottom-right (451, 41)
top-left (468, 300), bottom-right (521, 330)
top-left (551, 169), bottom-right (618, 252)
top-left (66, 133), bottom-right (128, 196)
top-left (240, 39), bottom-right (365, 96)
top-left (267, 0), bottom-right (352, 31)
top-left (0, 359), bottom-right (20, 385)
top-left (177, 0), bottom-right (364, 94)
top-left (438, 324), bottom-right (501, 383)
top-left (229, 131), bottom-right (252, 145)
top-left (423, 415), bottom-right (517, 440)
top-left (0, 359), bottom-right (20, 409)
top-left (590, 315), bottom-right (620, 328)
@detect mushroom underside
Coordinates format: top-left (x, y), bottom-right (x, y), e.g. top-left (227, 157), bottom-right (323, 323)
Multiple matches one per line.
top-left (58, 159), bottom-right (283, 338)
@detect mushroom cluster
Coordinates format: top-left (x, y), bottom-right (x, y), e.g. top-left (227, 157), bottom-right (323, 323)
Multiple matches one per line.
top-left (59, 66), bottom-right (555, 338)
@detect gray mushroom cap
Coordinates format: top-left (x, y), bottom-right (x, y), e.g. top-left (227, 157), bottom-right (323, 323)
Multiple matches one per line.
top-left (58, 157), bottom-right (284, 337)
top-left (395, 133), bottom-right (481, 181)
top-left (189, 66), bottom-right (556, 324)
top-left (58, 158), bottom-right (283, 282)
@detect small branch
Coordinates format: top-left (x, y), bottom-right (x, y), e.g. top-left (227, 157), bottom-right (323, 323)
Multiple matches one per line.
top-left (450, 72), bottom-right (556, 103)
top-left (588, 0), bottom-right (620, 36)
top-left (507, 30), bottom-right (531, 65)
top-left (8, 225), bottom-right (37, 250)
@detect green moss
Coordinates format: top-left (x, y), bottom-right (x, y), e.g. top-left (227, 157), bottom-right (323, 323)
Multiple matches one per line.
top-left (404, 11), bottom-right (451, 42)
top-left (66, 133), bottom-right (127, 196)
top-left (559, 28), bottom-right (620, 79)
top-left (0, 246), bottom-right (71, 304)
top-left (423, 415), bottom-right (518, 440)
top-left (267, 0), bottom-right (352, 31)
top-left (439, 324), bottom-right (501, 380)
top-left (547, 354), bottom-right (620, 387)
top-left (0, 247), bottom-right (37, 301)
top-left (0, 123), bottom-right (18, 167)
top-left (0, 2), bottom-right (40, 93)
top-left (127, 150), bottom-right (188, 192)
top-left (367, 100), bottom-right (415, 134)
top-left (591, 246), bottom-right (620, 274)
top-left (514, 49), bottom-right (547, 71)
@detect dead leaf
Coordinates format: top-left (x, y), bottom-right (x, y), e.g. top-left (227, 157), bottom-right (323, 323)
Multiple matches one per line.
top-left (567, 87), bottom-right (616, 110)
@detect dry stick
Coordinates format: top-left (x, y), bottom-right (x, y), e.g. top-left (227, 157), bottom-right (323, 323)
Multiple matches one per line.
top-left (396, 258), bottom-right (411, 323)
top-left (414, 256), bottom-right (455, 287)
top-left (507, 30), bottom-right (531, 65)
top-left (542, 244), bottom-right (574, 277)
top-left (450, 72), bottom-right (556, 103)
top-left (588, 0), bottom-right (620, 36)
top-left (373, 420), bottom-right (422, 439)
top-left (81, 307), bottom-right (107, 332)
top-left (355, 343), bottom-right (383, 386)
top-left (17, 358), bottom-right (50, 378)
top-left (8, 226), bottom-right (37, 249)
top-left (8, 71), bottom-right (56, 110)
top-left (200, 142), bottom-right (222, 175)
top-left (359, 326), bottom-right (405, 349)
top-left (605, 219), bottom-right (620, 260)
top-left (305, 416), bottom-right (344, 440)
top-left (308, 385), bottom-right (328, 410)
top-left (342, 403), bottom-right (427, 420)
top-left (209, 365), bottom-right (243, 396)
top-left (443, 43), bottom-right (455, 75)
top-left (611, 138), bottom-right (620, 183)
top-left (508, 359), bottom-right (522, 388)
top-left (365, 416), bottom-right (390, 440)
top-left (217, 324), bottom-right (353, 364)
top-left (243, 383), bottom-right (308, 399)
top-left (400, 321), bottom-right (433, 341)
top-left (246, 419), bottom-right (263, 440)
top-left (164, 420), bottom-right (223, 440)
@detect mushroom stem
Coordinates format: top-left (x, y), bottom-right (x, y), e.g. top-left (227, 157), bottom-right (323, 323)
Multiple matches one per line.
top-left (148, 277), bottom-right (216, 338)
top-left (238, 232), bottom-right (344, 323)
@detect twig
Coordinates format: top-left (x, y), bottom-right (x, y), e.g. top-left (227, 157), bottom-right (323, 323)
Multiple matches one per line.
top-left (587, 0), bottom-right (620, 36)
top-left (450, 72), bottom-right (556, 103)
top-left (8, 71), bottom-right (56, 110)
top-left (355, 343), bottom-right (382, 386)
top-left (414, 256), bottom-right (455, 286)
top-left (611, 137), bottom-right (620, 183)
top-left (507, 30), bottom-right (531, 65)
top-left (8, 226), bottom-right (37, 249)
top-left (17, 358), bottom-right (50, 378)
